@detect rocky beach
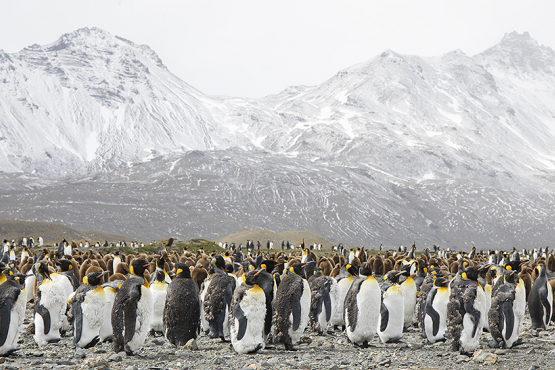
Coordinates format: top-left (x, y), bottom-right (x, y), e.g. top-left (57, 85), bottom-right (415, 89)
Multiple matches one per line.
top-left (3, 294), bottom-right (554, 370)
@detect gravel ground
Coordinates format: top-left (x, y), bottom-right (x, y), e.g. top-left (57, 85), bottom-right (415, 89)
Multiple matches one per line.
top-left (2, 301), bottom-right (555, 370)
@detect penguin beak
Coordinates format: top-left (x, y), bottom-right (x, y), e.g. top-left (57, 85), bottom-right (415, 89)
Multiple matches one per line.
top-left (143, 262), bottom-right (155, 267)
top-left (478, 264), bottom-right (491, 270)
top-left (100, 271), bottom-right (109, 276)
top-left (254, 270), bottom-right (263, 276)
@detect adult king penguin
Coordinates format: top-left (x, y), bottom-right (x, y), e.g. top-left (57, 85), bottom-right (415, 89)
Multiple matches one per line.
top-left (330, 264), bottom-right (358, 331)
top-left (111, 259), bottom-right (154, 355)
top-left (204, 256), bottom-right (236, 341)
top-left (69, 271), bottom-right (109, 348)
top-left (344, 262), bottom-right (380, 348)
top-left (0, 272), bottom-right (26, 355)
top-left (150, 269), bottom-right (169, 335)
top-left (424, 276), bottom-right (450, 344)
top-left (230, 269), bottom-right (266, 354)
top-left (378, 270), bottom-right (405, 343)
top-left (272, 263), bottom-right (311, 350)
top-left (163, 263), bottom-right (200, 346)
top-left (447, 265), bottom-right (487, 355)
top-left (528, 265), bottom-right (553, 330)
top-left (488, 270), bottom-right (525, 348)
top-left (308, 267), bottom-right (339, 334)
top-left (33, 262), bottom-right (68, 347)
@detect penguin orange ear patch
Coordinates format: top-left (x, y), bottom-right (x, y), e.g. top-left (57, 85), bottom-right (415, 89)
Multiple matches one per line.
top-left (461, 272), bottom-right (468, 280)
top-left (176, 269), bottom-right (183, 275)
top-left (506, 265), bottom-right (512, 271)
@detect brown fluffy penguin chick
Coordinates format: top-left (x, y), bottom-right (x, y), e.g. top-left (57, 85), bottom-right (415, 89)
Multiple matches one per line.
top-left (357, 247), bottom-right (367, 263)
top-left (115, 262), bottom-right (130, 276)
top-left (383, 258), bottom-right (394, 275)
top-left (319, 260), bottom-right (332, 276)
top-left (330, 264), bottom-right (340, 278)
top-left (372, 256), bottom-right (384, 275)
top-left (79, 259), bottom-right (93, 282)
top-left (548, 255), bottom-right (555, 272)
top-left (350, 257), bottom-right (361, 267)
top-left (109, 273), bottom-right (127, 282)
top-left (196, 257), bottom-right (209, 269)
top-left (519, 270), bottom-right (532, 302)
top-left (191, 266), bottom-right (208, 290)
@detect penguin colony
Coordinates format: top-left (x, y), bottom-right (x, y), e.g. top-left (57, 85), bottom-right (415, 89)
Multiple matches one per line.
top-left (0, 239), bottom-right (555, 357)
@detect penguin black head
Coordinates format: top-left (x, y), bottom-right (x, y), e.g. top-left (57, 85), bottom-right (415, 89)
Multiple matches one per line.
top-left (359, 262), bottom-right (373, 276)
top-left (460, 265), bottom-right (482, 281)
top-left (84, 270), bottom-right (109, 286)
top-left (130, 259), bottom-right (153, 277)
top-left (154, 269), bottom-right (166, 282)
top-left (225, 264), bottom-right (234, 274)
top-left (155, 255), bottom-right (166, 270)
top-left (35, 262), bottom-right (52, 281)
top-left (346, 264), bottom-right (359, 277)
top-left (433, 276), bottom-right (449, 288)
top-left (384, 270), bottom-right (403, 284)
top-left (259, 260), bottom-right (279, 274)
top-left (287, 263), bottom-right (305, 276)
top-left (504, 270), bottom-right (520, 285)
top-left (54, 259), bottom-right (73, 272)
top-left (301, 261), bottom-right (316, 279)
top-left (174, 263), bottom-right (192, 279)
top-left (243, 269), bottom-right (263, 285)
top-left (503, 261), bottom-right (523, 273)
top-left (211, 255), bottom-right (226, 271)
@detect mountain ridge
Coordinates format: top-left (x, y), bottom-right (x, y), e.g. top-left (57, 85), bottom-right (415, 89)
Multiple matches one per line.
top-left (1, 28), bottom-right (554, 250)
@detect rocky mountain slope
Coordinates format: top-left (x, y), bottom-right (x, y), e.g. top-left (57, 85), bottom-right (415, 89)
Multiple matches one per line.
top-left (1, 29), bottom-right (554, 249)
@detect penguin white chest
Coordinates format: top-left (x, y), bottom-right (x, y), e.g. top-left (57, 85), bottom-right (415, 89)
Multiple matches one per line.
top-left (331, 277), bottom-right (353, 326)
top-left (288, 279), bottom-right (311, 344)
top-left (126, 285), bottom-right (153, 352)
top-left (231, 286), bottom-right (266, 354)
top-left (378, 285), bottom-right (404, 343)
top-left (347, 277), bottom-right (380, 344)
top-left (150, 282), bottom-right (168, 332)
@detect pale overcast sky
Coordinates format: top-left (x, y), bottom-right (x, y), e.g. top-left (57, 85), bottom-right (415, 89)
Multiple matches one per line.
top-left (1, 1), bottom-right (554, 98)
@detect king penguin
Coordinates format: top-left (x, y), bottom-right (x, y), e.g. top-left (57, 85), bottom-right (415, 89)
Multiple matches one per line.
top-left (528, 264), bottom-right (553, 330)
top-left (0, 272), bottom-right (26, 355)
top-left (272, 263), bottom-right (311, 350)
top-left (163, 263), bottom-right (200, 346)
top-left (447, 265), bottom-right (488, 355)
top-left (33, 262), bottom-right (68, 347)
top-left (69, 271), bottom-right (109, 348)
top-left (378, 270), bottom-right (405, 343)
top-left (424, 276), bottom-right (450, 344)
top-left (330, 264), bottom-right (358, 331)
top-left (149, 269), bottom-right (170, 335)
top-left (308, 267), bottom-right (339, 334)
top-left (230, 269), bottom-right (267, 354)
top-left (399, 267), bottom-right (417, 330)
top-left (111, 259), bottom-right (154, 355)
top-left (488, 270), bottom-right (525, 348)
top-left (204, 256), bottom-right (236, 341)
top-left (99, 280), bottom-right (122, 342)
top-left (344, 262), bottom-right (380, 348)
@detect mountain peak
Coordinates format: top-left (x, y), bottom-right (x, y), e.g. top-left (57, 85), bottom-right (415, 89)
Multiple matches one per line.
top-left (475, 31), bottom-right (555, 74)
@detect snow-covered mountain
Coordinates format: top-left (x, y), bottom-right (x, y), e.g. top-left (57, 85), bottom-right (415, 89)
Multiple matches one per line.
top-left (1, 29), bottom-right (555, 249)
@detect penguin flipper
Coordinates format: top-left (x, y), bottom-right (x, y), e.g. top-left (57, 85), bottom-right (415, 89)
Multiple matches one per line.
top-left (322, 286), bottom-right (332, 322)
top-left (426, 304), bottom-right (441, 337)
top-left (73, 302), bottom-right (83, 346)
top-left (123, 287), bottom-right (141, 343)
top-left (463, 299), bottom-right (481, 338)
top-left (500, 299), bottom-right (514, 341)
top-left (35, 303), bottom-right (51, 335)
top-left (538, 285), bottom-right (551, 325)
top-left (379, 301), bottom-right (389, 333)
top-left (0, 298), bottom-right (12, 346)
top-left (291, 290), bottom-right (302, 331)
top-left (232, 301), bottom-right (248, 341)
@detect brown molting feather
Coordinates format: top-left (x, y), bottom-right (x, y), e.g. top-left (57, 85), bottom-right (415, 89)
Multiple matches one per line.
top-left (191, 267), bottom-right (208, 290)
top-left (109, 273), bottom-right (127, 282)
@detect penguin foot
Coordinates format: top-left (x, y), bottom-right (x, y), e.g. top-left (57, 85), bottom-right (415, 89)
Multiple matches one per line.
top-left (342, 325), bottom-right (346, 332)
top-left (459, 350), bottom-right (472, 357)
top-left (47, 339), bottom-right (61, 344)
top-left (284, 344), bottom-right (297, 351)
top-left (220, 337), bottom-right (230, 343)
top-left (488, 339), bottom-right (500, 348)
top-left (248, 343), bottom-right (264, 354)
top-left (263, 346), bottom-right (276, 350)
top-left (512, 338), bottom-right (524, 347)
top-left (84, 336), bottom-right (100, 349)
